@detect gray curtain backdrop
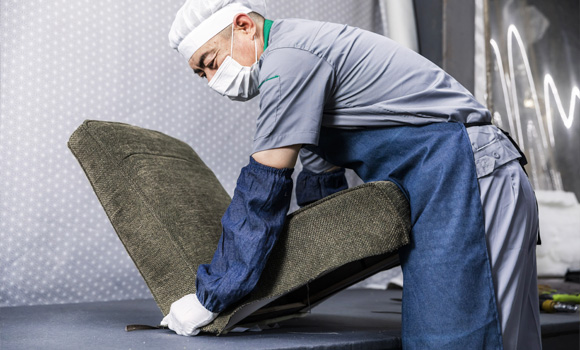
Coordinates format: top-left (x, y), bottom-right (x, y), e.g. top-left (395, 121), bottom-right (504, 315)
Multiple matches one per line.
top-left (0, 0), bottom-right (391, 307)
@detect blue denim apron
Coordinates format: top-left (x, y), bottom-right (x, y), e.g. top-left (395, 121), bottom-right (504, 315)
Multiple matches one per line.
top-left (306, 122), bottom-right (503, 349)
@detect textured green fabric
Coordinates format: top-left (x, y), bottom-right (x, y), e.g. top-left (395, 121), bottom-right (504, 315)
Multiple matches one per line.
top-left (68, 120), bottom-right (411, 335)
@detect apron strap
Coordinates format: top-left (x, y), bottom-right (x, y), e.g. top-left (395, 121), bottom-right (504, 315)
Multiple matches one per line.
top-left (463, 122), bottom-right (528, 168)
top-left (464, 122), bottom-right (540, 245)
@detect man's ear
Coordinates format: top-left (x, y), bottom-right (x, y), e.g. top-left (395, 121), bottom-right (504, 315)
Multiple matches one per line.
top-left (233, 13), bottom-right (256, 37)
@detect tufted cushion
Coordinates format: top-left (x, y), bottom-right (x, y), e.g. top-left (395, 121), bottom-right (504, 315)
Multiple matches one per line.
top-left (68, 120), bottom-right (410, 334)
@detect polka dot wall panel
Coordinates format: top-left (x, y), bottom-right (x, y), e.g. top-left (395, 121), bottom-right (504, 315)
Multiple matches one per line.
top-left (0, 0), bottom-right (388, 307)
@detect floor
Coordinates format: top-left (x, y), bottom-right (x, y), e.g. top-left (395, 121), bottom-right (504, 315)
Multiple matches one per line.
top-left (1, 287), bottom-right (578, 350)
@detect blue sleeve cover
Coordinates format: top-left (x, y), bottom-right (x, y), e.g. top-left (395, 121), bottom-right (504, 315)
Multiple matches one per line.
top-left (195, 157), bottom-right (294, 313)
top-left (295, 168), bottom-right (348, 207)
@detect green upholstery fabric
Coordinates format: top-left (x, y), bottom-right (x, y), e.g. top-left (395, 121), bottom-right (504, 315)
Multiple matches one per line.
top-left (68, 120), bottom-right (411, 334)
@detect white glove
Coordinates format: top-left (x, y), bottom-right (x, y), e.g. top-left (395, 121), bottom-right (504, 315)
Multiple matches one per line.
top-left (160, 294), bottom-right (218, 336)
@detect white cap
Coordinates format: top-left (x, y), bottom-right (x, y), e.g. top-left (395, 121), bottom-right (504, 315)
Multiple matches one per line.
top-left (169, 0), bottom-right (267, 61)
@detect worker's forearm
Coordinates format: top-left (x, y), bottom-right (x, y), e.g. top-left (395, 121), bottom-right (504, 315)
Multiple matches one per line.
top-left (195, 157), bottom-right (294, 313)
top-left (252, 144), bottom-right (301, 169)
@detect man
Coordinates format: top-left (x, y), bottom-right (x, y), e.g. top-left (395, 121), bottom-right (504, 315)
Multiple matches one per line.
top-left (162, 1), bottom-right (542, 349)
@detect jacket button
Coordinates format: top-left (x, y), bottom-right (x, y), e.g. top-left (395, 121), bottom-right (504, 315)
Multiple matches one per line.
top-left (493, 152), bottom-right (500, 159)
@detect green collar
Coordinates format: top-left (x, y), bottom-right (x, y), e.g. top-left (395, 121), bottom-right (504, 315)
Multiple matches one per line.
top-left (263, 19), bottom-right (273, 51)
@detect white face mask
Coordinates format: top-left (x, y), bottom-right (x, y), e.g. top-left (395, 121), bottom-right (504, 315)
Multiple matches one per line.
top-left (208, 24), bottom-right (260, 101)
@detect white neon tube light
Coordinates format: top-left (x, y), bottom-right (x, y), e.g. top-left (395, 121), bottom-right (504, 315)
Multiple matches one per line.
top-left (490, 24), bottom-right (578, 150)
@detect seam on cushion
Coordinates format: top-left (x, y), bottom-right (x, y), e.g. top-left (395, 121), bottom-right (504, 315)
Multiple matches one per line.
top-left (122, 152), bottom-right (198, 164)
top-left (374, 182), bottom-right (411, 241)
top-left (83, 121), bottom-right (198, 300)
top-left (89, 121), bottom-right (197, 274)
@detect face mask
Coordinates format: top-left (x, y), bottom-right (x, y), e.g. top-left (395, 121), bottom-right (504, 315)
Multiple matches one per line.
top-left (208, 24), bottom-right (260, 101)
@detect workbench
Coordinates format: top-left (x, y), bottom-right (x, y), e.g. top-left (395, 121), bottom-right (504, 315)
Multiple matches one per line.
top-left (1, 288), bottom-right (577, 349)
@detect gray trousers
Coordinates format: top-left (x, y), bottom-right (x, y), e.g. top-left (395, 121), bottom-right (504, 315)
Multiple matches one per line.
top-left (479, 159), bottom-right (542, 350)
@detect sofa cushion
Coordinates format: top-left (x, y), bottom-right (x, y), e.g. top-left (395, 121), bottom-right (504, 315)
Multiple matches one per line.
top-left (68, 120), bottom-right (410, 334)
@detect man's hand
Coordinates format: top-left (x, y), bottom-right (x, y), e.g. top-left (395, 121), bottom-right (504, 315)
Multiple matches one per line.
top-left (160, 294), bottom-right (218, 336)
